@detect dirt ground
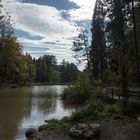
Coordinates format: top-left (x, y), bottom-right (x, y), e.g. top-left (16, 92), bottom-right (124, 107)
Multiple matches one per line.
top-left (28, 119), bottom-right (140, 140)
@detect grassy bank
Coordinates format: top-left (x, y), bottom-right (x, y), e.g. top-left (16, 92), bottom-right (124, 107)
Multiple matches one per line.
top-left (62, 84), bottom-right (140, 122)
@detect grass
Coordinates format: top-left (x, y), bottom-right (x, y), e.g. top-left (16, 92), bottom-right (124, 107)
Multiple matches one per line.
top-left (38, 117), bottom-right (70, 132)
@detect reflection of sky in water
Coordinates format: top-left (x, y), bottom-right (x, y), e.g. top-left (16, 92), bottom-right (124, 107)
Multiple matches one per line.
top-left (15, 85), bottom-right (74, 140)
top-left (32, 85), bottom-right (67, 95)
top-left (47, 98), bottom-right (75, 120)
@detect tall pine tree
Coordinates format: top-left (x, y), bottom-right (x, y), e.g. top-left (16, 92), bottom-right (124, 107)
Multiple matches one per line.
top-left (91, 0), bottom-right (106, 81)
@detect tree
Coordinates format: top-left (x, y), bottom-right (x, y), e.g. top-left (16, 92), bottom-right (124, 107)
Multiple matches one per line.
top-left (91, 0), bottom-right (106, 81)
top-left (60, 60), bottom-right (79, 83)
top-left (72, 28), bottom-right (91, 69)
top-left (0, 4), bottom-right (36, 85)
top-left (35, 55), bottom-right (56, 83)
top-left (129, 0), bottom-right (139, 82)
top-left (24, 53), bottom-right (36, 82)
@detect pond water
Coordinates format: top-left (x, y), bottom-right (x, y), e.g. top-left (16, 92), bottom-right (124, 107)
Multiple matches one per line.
top-left (0, 85), bottom-right (75, 140)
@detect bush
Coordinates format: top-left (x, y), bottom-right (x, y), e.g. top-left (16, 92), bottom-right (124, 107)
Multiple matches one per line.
top-left (99, 103), bottom-right (124, 121)
top-left (126, 101), bottom-right (140, 115)
top-left (61, 74), bottom-right (94, 105)
top-left (70, 100), bottom-right (127, 122)
top-left (105, 104), bottom-right (123, 114)
top-left (88, 87), bottom-right (113, 104)
top-left (61, 86), bottom-right (94, 105)
top-left (70, 100), bottom-right (105, 122)
top-left (25, 128), bottom-right (36, 138)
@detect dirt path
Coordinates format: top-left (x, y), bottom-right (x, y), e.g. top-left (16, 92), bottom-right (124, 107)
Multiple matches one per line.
top-left (29, 120), bottom-right (140, 140)
top-left (100, 121), bottom-right (140, 140)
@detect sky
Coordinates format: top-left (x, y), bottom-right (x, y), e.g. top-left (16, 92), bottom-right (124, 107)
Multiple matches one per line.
top-left (2, 0), bottom-right (96, 70)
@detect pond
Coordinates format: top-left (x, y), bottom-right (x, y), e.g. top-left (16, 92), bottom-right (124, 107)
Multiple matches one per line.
top-left (0, 85), bottom-right (75, 140)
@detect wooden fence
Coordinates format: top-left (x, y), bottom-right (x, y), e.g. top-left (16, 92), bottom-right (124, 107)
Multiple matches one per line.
top-left (104, 87), bottom-right (140, 102)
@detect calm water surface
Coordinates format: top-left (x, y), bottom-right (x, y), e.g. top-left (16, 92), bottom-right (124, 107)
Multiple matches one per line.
top-left (0, 85), bottom-right (75, 140)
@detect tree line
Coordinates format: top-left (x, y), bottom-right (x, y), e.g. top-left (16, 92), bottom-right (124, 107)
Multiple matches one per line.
top-left (34, 56), bottom-right (80, 84)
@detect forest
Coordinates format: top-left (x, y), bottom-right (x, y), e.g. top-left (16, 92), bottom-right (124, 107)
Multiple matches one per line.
top-left (73, 0), bottom-right (140, 85)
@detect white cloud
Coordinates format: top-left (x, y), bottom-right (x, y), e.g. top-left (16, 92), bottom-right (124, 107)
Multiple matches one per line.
top-left (2, 0), bottom-right (96, 70)
top-left (68, 0), bottom-right (96, 21)
top-left (4, 1), bottom-right (78, 40)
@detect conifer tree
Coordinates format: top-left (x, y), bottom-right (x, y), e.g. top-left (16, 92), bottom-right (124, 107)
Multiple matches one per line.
top-left (91, 0), bottom-right (106, 80)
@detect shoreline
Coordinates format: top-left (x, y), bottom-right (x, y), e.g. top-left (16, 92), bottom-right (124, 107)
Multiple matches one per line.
top-left (26, 118), bottom-right (140, 140)
top-left (0, 83), bottom-right (71, 89)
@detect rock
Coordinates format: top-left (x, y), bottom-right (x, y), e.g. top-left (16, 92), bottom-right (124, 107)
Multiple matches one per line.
top-left (69, 127), bottom-right (84, 137)
top-left (89, 123), bottom-right (100, 129)
top-left (25, 128), bottom-right (37, 139)
top-left (69, 123), bottom-right (100, 139)
top-left (44, 120), bottom-right (48, 123)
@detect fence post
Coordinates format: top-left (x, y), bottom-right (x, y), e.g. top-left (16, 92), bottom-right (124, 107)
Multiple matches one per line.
top-left (138, 91), bottom-right (140, 104)
top-left (127, 89), bottom-right (129, 101)
top-left (111, 88), bottom-right (113, 100)
top-left (118, 90), bottom-right (120, 101)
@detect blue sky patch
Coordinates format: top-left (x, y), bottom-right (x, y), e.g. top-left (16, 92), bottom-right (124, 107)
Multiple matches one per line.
top-left (22, 0), bottom-right (79, 10)
top-left (23, 46), bottom-right (49, 51)
top-left (15, 30), bottom-right (43, 40)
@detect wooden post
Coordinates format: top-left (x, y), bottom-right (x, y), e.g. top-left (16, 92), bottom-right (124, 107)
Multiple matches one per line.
top-left (127, 89), bottom-right (129, 101)
top-left (111, 88), bottom-right (113, 100)
top-left (118, 90), bottom-right (120, 101)
top-left (138, 91), bottom-right (140, 104)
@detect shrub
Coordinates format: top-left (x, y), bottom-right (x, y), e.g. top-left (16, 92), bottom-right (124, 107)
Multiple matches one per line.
top-left (61, 71), bottom-right (95, 105)
top-left (61, 83), bottom-right (94, 105)
top-left (126, 101), bottom-right (140, 115)
top-left (111, 114), bottom-right (124, 120)
top-left (105, 104), bottom-right (123, 114)
top-left (70, 100), bottom-right (105, 122)
top-left (88, 87), bottom-right (112, 103)
top-left (98, 103), bottom-right (124, 121)
top-left (25, 128), bottom-right (36, 138)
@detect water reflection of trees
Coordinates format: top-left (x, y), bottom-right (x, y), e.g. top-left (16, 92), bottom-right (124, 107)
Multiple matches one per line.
top-left (0, 87), bottom-right (32, 140)
top-left (36, 93), bottom-right (76, 120)
top-left (62, 101), bottom-right (78, 110)
top-left (36, 93), bottom-right (57, 114)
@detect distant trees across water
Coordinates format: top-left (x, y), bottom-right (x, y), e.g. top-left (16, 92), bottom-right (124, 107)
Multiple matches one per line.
top-left (34, 56), bottom-right (80, 84)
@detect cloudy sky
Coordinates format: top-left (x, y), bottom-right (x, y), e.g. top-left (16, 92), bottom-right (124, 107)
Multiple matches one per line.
top-left (2, 0), bottom-right (96, 70)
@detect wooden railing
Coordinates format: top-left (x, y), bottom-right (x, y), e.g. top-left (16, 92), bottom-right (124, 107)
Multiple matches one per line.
top-left (104, 87), bottom-right (140, 102)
